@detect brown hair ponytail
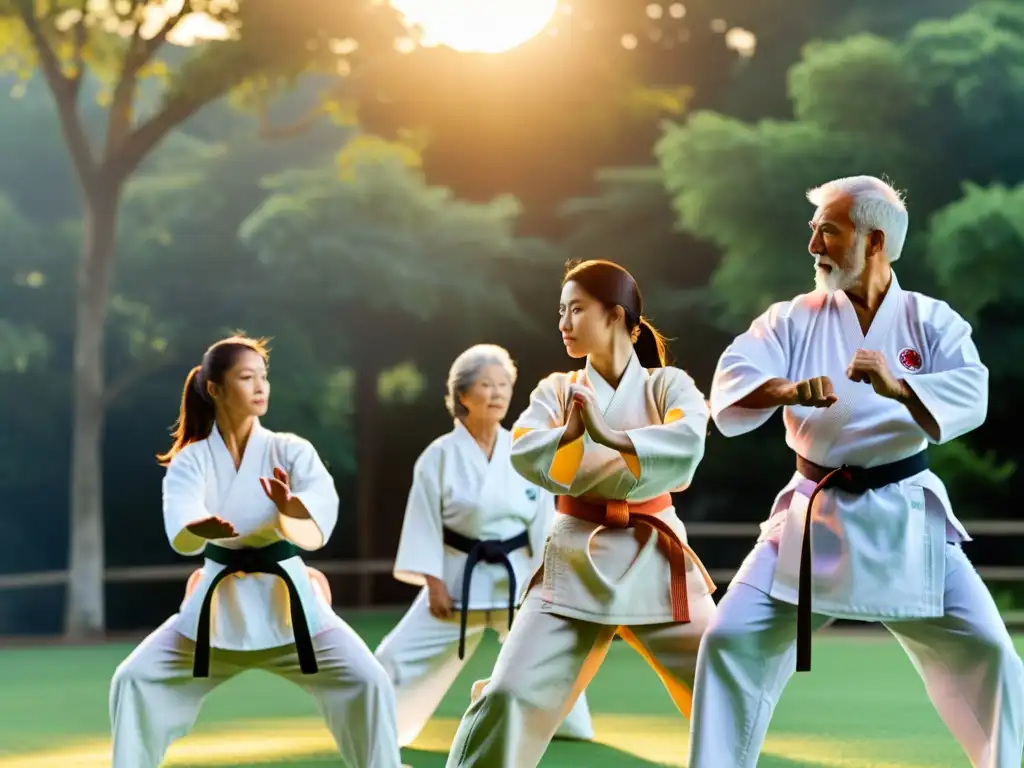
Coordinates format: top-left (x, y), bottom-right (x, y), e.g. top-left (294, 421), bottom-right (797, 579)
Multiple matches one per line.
top-left (156, 335), bottom-right (269, 466)
top-left (156, 365), bottom-right (216, 467)
top-left (633, 316), bottom-right (669, 368)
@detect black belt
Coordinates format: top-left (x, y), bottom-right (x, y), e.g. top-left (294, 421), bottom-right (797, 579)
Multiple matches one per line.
top-left (443, 527), bottom-right (530, 659)
top-left (795, 450), bottom-right (928, 673)
top-left (193, 541), bottom-right (317, 678)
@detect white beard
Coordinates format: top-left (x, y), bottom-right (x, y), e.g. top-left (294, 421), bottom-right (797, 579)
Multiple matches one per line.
top-left (814, 235), bottom-right (867, 294)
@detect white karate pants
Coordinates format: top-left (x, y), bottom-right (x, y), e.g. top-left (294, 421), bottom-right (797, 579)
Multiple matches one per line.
top-left (374, 590), bottom-right (594, 747)
top-left (109, 618), bottom-right (405, 768)
top-left (444, 587), bottom-right (717, 768)
top-left (688, 542), bottom-right (1024, 768)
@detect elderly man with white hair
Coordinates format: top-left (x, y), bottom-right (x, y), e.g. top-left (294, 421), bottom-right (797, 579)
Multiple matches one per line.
top-left (688, 175), bottom-right (1024, 767)
top-left (374, 343), bottom-right (594, 749)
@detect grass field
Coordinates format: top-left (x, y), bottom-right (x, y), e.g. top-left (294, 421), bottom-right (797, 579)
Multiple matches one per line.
top-left (0, 613), bottom-right (1020, 767)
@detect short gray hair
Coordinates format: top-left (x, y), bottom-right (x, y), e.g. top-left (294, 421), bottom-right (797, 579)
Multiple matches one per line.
top-left (445, 344), bottom-right (517, 419)
top-left (807, 175), bottom-right (909, 262)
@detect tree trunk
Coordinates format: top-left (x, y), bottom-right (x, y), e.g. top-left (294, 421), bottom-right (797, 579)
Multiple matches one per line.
top-left (64, 185), bottom-right (121, 638)
top-left (354, 356), bottom-right (383, 607)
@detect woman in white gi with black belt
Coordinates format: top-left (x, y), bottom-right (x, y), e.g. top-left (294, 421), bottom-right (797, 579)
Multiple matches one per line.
top-left (375, 343), bottom-right (594, 747)
top-left (108, 335), bottom-right (405, 768)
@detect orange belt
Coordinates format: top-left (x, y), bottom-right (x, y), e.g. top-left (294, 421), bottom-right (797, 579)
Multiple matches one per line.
top-left (557, 494), bottom-right (715, 622)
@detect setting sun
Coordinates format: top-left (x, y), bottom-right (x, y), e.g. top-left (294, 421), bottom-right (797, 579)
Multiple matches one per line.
top-left (390, 0), bottom-right (559, 54)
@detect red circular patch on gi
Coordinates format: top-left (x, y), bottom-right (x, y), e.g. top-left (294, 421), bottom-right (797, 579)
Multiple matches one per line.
top-left (898, 347), bottom-right (922, 372)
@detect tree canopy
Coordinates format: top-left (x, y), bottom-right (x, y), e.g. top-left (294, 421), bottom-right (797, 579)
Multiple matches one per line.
top-left (656, 0), bottom-right (1024, 509)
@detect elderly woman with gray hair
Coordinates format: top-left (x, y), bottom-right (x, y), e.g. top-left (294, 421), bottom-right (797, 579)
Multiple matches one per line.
top-left (374, 344), bottom-right (594, 748)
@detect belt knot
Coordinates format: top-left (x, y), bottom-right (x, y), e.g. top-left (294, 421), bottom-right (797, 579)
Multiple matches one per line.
top-left (228, 549), bottom-right (265, 573)
top-left (476, 541), bottom-right (508, 562)
top-left (605, 500), bottom-right (631, 528)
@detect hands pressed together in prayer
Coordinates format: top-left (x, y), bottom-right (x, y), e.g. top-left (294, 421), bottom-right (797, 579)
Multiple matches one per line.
top-left (563, 384), bottom-right (634, 453)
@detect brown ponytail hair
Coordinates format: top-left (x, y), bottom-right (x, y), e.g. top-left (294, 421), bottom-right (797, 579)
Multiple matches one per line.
top-left (156, 335), bottom-right (269, 466)
top-left (562, 259), bottom-right (671, 368)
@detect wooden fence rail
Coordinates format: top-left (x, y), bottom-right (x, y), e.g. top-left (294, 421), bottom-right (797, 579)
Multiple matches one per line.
top-left (3, 520), bottom-right (1022, 592)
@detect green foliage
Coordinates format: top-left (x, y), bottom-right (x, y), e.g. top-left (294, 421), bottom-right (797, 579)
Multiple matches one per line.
top-left (320, 367), bottom-right (355, 426)
top-left (0, 318), bottom-right (49, 373)
top-left (788, 34), bottom-right (923, 133)
top-left (0, 0), bottom-right (409, 115)
top-left (928, 183), bottom-right (1024, 321)
top-left (656, 113), bottom-right (901, 327)
top-left (0, 189), bottom-right (40, 251)
top-left (558, 164), bottom-right (721, 337)
top-left (657, 2), bottom-right (1024, 498)
top-left (240, 154), bottom-right (539, 330)
top-left (0, 190), bottom-right (73, 371)
top-left (378, 361), bottom-right (425, 405)
top-left (929, 440), bottom-right (1016, 502)
top-left (657, 3), bottom-right (1024, 330)
top-left (559, 166), bottom-right (674, 255)
top-left (903, 2), bottom-right (1024, 129)
top-left (106, 294), bottom-right (174, 359)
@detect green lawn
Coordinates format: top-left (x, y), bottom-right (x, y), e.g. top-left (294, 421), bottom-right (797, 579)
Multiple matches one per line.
top-left (0, 613), bottom-right (1020, 766)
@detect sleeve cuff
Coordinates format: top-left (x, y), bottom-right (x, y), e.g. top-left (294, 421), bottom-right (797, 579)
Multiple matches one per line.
top-left (393, 567), bottom-right (442, 587)
top-left (512, 425), bottom-right (582, 491)
top-left (620, 451), bottom-right (641, 479)
top-left (618, 406), bottom-right (686, 479)
top-left (900, 376), bottom-right (944, 444)
top-left (548, 431), bottom-right (584, 488)
top-left (171, 527), bottom-right (207, 556)
top-left (710, 373), bottom-right (777, 436)
top-left (622, 426), bottom-right (659, 483)
top-left (278, 508), bottom-right (326, 551)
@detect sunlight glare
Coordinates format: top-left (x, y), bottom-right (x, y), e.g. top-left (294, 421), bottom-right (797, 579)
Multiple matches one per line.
top-left (390, 0), bottom-right (559, 54)
top-left (0, 715), bottom-right (936, 768)
top-left (141, 0), bottom-right (238, 46)
top-left (725, 27), bottom-right (757, 58)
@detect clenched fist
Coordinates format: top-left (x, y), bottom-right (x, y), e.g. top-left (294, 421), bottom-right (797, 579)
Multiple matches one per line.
top-left (846, 350), bottom-right (907, 400)
top-left (788, 376), bottom-right (838, 408)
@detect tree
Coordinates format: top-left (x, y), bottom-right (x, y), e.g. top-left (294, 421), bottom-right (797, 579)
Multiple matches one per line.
top-left (0, 0), bottom-right (409, 635)
top-left (239, 152), bottom-right (544, 603)
top-left (690, 0), bottom-right (973, 120)
top-left (655, 1), bottom-right (1024, 511)
top-left (333, 0), bottom-right (976, 240)
top-left (559, 167), bottom-right (718, 317)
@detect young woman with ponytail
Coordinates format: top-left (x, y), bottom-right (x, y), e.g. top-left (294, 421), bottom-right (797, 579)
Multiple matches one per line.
top-left (445, 259), bottom-right (718, 768)
top-left (110, 335), bottom-right (405, 768)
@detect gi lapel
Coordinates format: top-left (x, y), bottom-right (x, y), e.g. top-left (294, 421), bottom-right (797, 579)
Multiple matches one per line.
top-left (813, 274), bottom-right (904, 452)
top-left (207, 423), bottom-right (239, 510)
top-left (478, 426), bottom-right (511, 521)
top-left (585, 351), bottom-right (642, 427)
top-left (217, 420), bottom-right (274, 524)
top-left (861, 270), bottom-right (903, 352)
top-left (583, 357), bottom-right (615, 415)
